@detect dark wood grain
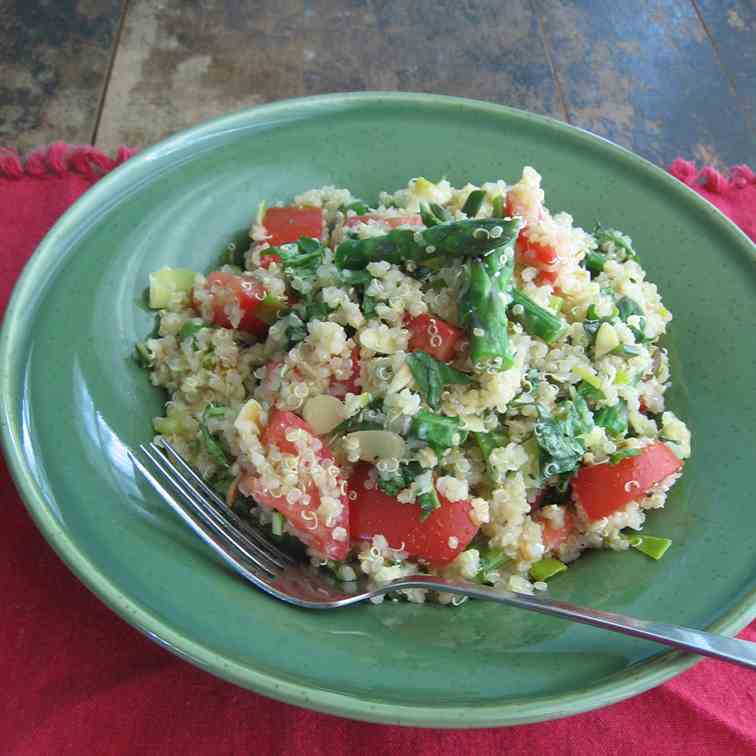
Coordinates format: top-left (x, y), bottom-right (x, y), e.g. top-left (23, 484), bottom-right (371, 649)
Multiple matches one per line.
top-left (0, 0), bottom-right (123, 152)
top-left (534, 0), bottom-right (755, 167)
top-left (693, 0), bottom-right (756, 131)
top-left (95, 0), bottom-right (563, 149)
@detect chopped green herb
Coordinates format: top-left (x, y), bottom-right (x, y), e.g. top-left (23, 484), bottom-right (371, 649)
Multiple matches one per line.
top-left (576, 380), bottom-right (605, 402)
top-left (473, 430), bottom-right (509, 463)
top-left (595, 400), bottom-right (628, 438)
top-left (534, 401), bottom-right (591, 479)
top-left (134, 342), bottom-right (153, 368)
top-left (343, 200), bottom-right (370, 215)
top-left (204, 402), bottom-right (227, 419)
top-left (529, 558), bottom-right (567, 581)
top-left (220, 238), bottom-right (248, 267)
top-left (593, 224), bottom-right (637, 260)
top-left (406, 351), bottom-right (472, 410)
top-left (179, 321), bottom-right (205, 340)
top-left (362, 293), bottom-right (378, 318)
top-left (524, 368), bottom-right (542, 391)
top-left (331, 398), bottom-right (384, 437)
top-left (285, 314), bottom-right (307, 347)
top-left (410, 410), bottom-right (468, 453)
top-left (271, 236), bottom-right (326, 286)
top-left (417, 494), bottom-right (441, 520)
top-left (476, 547), bottom-right (508, 583)
top-left (376, 462), bottom-right (441, 520)
top-left (338, 269), bottom-right (373, 286)
top-left (376, 462), bottom-right (419, 497)
top-left (610, 448), bottom-right (642, 464)
top-left (491, 194), bottom-right (505, 217)
top-left (616, 296), bottom-right (644, 322)
top-left (199, 403), bottom-right (230, 468)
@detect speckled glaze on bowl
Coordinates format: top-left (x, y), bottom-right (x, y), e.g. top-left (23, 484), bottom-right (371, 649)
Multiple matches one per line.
top-left (2, 93), bottom-right (755, 727)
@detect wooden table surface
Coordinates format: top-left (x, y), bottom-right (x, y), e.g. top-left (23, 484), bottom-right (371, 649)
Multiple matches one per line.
top-left (1, 0), bottom-right (754, 168)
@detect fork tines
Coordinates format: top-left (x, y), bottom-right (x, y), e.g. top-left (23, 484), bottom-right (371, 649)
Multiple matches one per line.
top-left (133, 440), bottom-right (293, 578)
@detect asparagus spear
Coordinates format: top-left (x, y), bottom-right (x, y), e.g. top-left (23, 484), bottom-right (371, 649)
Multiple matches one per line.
top-left (334, 217), bottom-right (523, 269)
top-left (461, 189), bottom-right (486, 217)
top-left (419, 202), bottom-right (452, 227)
top-left (459, 257), bottom-right (515, 370)
top-left (458, 234), bottom-right (517, 370)
top-left (509, 289), bottom-right (567, 344)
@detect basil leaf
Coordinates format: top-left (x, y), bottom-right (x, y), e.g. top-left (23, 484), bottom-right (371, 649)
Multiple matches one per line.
top-left (406, 351), bottom-right (472, 410)
top-left (179, 321), bottom-right (205, 340)
top-left (377, 461), bottom-right (422, 497)
top-left (616, 296), bottom-right (643, 322)
top-left (200, 404), bottom-right (230, 467)
top-left (534, 401), bottom-right (591, 479)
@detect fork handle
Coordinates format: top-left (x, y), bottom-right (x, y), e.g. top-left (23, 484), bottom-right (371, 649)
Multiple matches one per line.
top-left (389, 576), bottom-right (756, 670)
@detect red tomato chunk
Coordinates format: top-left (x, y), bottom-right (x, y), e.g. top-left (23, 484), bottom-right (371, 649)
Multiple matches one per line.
top-left (349, 463), bottom-right (478, 565)
top-left (193, 271), bottom-right (276, 336)
top-left (262, 206), bottom-right (323, 246)
top-left (572, 442), bottom-right (683, 521)
top-left (407, 313), bottom-right (465, 363)
top-left (241, 410), bottom-right (350, 560)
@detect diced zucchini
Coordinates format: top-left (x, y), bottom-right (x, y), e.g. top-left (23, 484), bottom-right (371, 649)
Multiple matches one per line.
top-left (628, 534), bottom-right (672, 560)
top-left (595, 322), bottom-right (620, 358)
top-left (572, 365), bottom-right (602, 391)
top-left (148, 267), bottom-right (197, 309)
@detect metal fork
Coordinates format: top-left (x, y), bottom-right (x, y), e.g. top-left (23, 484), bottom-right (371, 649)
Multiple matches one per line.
top-left (132, 441), bottom-right (756, 670)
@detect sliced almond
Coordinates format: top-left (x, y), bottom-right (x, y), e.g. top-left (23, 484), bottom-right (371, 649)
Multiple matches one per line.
top-left (595, 322), bottom-right (620, 358)
top-left (388, 363), bottom-right (413, 393)
top-left (346, 430), bottom-right (406, 462)
top-left (302, 394), bottom-right (347, 434)
top-left (234, 399), bottom-right (266, 444)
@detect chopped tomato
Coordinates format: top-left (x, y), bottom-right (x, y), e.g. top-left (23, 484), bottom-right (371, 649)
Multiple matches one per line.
top-left (263, 206), bottom-right (323, 246)
top-left (345, 213), bottom-right (422, 228)
top-left (535, 508), bottom-right (575, 551)
top-left (407, 313), bottom-right (465, 363)
top-left (259, 252), bottom-right (281, 268)
top-left (508, 194), bottom-right (559, 285)
top-left (330, 345), bottom-right (361, 398)
top-left (241, 410), bottom-right (350, 560)
top-left (193, 271), bottom-right (283, 336)
top-left (572, 442), bottom-right (683, 521)
top-left (349, 464), bottom-right (478, 564)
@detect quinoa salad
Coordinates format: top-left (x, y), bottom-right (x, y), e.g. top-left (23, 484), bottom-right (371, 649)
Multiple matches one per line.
top-left (136, 169), bottom-right (691, 603)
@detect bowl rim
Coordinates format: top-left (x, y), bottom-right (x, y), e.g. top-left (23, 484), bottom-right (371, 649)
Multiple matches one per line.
top-left (2, 91), bottom-right (755, 728)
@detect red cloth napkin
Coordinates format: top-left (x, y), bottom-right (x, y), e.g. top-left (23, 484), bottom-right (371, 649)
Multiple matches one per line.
top-left (1, 145), bottom-right (754, 756)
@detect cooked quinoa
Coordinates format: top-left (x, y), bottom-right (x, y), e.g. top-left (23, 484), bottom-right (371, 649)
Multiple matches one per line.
top-left (137, 169), bottom-right (691, 603)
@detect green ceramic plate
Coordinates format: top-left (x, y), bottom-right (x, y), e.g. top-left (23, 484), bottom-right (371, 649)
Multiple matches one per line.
top-left (2, 93), bottom-right (755, 727)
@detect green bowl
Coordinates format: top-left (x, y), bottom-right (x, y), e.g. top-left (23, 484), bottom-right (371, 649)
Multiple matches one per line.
top-left (2, 93), bottom-right (755, 727)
